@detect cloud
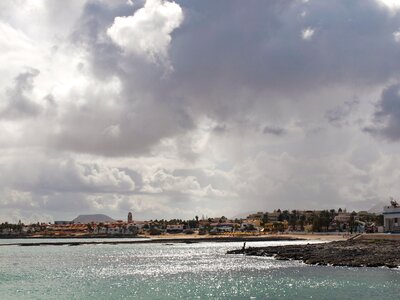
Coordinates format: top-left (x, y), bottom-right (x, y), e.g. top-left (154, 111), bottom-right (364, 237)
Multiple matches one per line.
top-left (301, 27), bottom-right (315, 40)
top-left (394, 30), bottom-right (400, 42)
top-left (0, 152), bottom-right (136, 195)
top-left (107, 0), bottom-right (183, 68)
top-left (0, 68), bottom-right (42, 119)
top-left (263, 126), bottom-right (287, 136)
top-left (367, 83), bottom-right (400, 140)
top-left (325, 99), bottom-right (360, 127)
top-left (2, 0), bottom-right (400, 221)
top-left (376, 0), bottom-right (400, 12)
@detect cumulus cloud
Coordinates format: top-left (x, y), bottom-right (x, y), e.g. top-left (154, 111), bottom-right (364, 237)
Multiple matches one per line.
top-left (325, 99), bottom-right (360, 127)
top-left (141, 168), bottom-right (234, 198)
top-left (263, 126), bottom-right (287, 136)
top-left (301, 27), bottom-right (315, 40)
top-left (0, 68), bottom-right (42, 119)
top-left (376, 0), bottom-right (400, 12)
top-left (394, 30), bottom-right (400, 42)
top-left (107, 0), bottom-right (183, 68)
top-left (2, 0), bottom-right (400, 221)
top-left (0, 153), bottom-right (136, 194)
top-left (367, 83), bottom-right (400, 140)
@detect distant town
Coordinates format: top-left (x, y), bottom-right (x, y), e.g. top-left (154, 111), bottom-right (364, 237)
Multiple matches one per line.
top-left (1, 201), bottom-right (399, 238)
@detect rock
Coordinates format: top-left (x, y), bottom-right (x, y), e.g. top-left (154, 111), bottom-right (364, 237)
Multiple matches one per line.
top-left (227, 239), bottom-right (400, 268)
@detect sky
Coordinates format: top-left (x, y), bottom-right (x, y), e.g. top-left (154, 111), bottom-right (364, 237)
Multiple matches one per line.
top-left (1, 0), bottom-right (400, 223)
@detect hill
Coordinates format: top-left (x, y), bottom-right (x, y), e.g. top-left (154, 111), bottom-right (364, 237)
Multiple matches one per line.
top-left (73, 214), bottom-right (115, 224)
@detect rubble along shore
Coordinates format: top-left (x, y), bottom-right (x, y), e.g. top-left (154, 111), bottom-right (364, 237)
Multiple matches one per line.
top-left (227, 239), bottom-right (400, 268)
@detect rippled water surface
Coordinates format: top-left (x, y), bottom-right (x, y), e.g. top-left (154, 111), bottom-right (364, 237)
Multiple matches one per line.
top-left (1, 240), bottom-right (399, 299)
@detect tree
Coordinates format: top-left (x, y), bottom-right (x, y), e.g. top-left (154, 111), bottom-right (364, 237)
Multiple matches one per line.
top-left (272, 222), bottom-right (284, 232)
top-left (375, 214), bottom-right (384, 226)
top-left (319, 210), bottom-right (331, 231)
top-left (187, 220), bottom-right (197, 228)
top-left (312, 214), bottom-right (321, 232)
top-left (281, 210), bottom-right (290, 221)
top-left (262, 213), bottom-right (269, 225)
top-left (299, 214), bottom-right (306, 231)
top-left (289, 210), bottom-right (298, 229)
top-left (349, 211), bottom-right (357, 233)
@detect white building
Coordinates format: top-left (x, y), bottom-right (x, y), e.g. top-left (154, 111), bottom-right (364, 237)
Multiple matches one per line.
top-left (166, 224), bottom-right (184, 233)
top-left (210, 223), bottom-right (234, 233)
top-left (383, 205), bottom-right (400, 233)
top-left (334, 212), bottom-right (351, 223)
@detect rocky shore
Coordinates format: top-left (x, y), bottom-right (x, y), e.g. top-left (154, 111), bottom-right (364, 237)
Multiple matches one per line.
top-left (227, 239), bottom-right (400, 268)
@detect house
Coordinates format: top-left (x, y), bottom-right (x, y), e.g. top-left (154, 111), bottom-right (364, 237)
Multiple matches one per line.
top-left (334, 212), bottom-right (351, 223)
top-left (246, 212), bottom-right (265, 220)
top-left (240, 222), bottom-right (258, 231)
top-left (268, 211), bottom-right (281, 222)
top-left (383, 203), bottom-right (400, 233)
top-left (131, 221), bottom-right (147, 231)
top-left (210, 223), bottom-right (235, 233)
top-left (166, 224), bottom-right (184, 233)
top-left (54, 221), bottom-right (73, 225)
top-left (92, 223), bottom-right (138, 235)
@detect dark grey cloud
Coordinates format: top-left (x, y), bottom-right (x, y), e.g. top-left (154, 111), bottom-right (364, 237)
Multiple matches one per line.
top-left (170, 0), bottom-right (400, 116)
top-left (326, 99), bottom-right (360, 127)
top-left (367, 83), bottom-right (400, 140)
top-left (2, 0), bottom-right (400, 221)
top-left (46, 0), bottom-right (400, 158)
top-left (263, 126), bottom-right (287, 136)
top-left (1, 68), bottom-right (41, 119)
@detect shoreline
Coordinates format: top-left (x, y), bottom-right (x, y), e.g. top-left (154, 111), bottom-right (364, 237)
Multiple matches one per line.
top-left (0, 235), bottom-right (309, 246)
top-left (227, 238), bottom-right (400, 268)
top-left (0, 232), bottom-right (352, 246)
top-left (0, 232), bottom-right (348, 240)
top-left (0, 232), bottom-right (350, 246)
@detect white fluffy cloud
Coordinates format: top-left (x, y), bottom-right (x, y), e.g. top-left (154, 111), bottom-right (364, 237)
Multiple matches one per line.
top-left (107, 0), bottom-right (183, 67)
top-left (376, 0), bottom-right (400, 11)
top-left (2, 0), bottom-right (400, 222)
top-left (301, 27), bottom-right (314, 40)
top-left (394, 31), bottom-right (400, 43)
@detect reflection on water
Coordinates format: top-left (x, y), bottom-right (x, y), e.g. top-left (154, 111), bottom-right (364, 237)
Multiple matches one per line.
top-left (0, 240), bottom-right (399, 299)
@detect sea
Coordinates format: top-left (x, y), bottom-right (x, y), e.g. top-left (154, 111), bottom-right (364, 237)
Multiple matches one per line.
top-left (0, 239), bottom-right (399, 299)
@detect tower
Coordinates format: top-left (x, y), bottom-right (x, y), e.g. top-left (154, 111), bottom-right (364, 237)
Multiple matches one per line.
top-left (128, 212), bottom-right (133, 223)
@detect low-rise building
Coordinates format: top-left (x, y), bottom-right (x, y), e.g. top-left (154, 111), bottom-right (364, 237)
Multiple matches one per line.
top-left (383, 204), bottom-right (400, 233)
top-left (268, 211), bottom-right (281, 222)
top-left (54, 221), bottom-right (73, 225)
top-left (240, 222), bottom-right (258, 231)
top-left (246, 212), bottom-right (264, 220)
top-left (210, 223), bottom-right (234, 233)
top-left (334, 212), bottom-right (351, 223)
top-left (166, 224), bottom-right (184, 233)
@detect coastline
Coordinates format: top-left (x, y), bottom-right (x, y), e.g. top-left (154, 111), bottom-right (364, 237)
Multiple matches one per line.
top-left (0, 234), bottom-right (311, 246)
top-left (227, 237), bottom-right (400, 268)
top-left (0, 232), bottom-right (351, 246)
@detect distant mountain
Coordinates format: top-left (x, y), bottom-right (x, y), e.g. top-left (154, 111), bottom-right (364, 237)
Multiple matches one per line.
top-left (73, 214), bottom-right (115, 224)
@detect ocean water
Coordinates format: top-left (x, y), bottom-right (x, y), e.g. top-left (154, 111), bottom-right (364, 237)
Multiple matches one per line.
top-left (0, 240), bottom-right (399, 299)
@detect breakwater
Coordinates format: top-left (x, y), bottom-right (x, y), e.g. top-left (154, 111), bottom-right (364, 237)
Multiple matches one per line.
top-left (227, 239), bottom-right (400, 268)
